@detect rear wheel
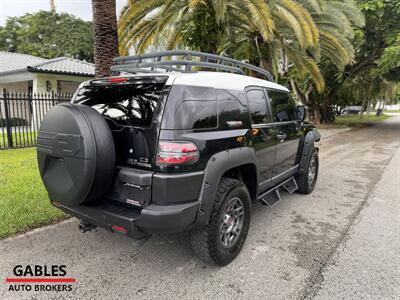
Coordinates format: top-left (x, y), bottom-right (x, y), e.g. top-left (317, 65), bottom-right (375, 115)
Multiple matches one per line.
top-left (190, 178), bottom-right (251, 266)
top-left (296, 148), bottom-right (319, 194)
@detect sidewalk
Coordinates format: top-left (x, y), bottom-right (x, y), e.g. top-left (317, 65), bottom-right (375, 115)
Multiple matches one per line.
top-left (315, 145), bottom-right (400, 299)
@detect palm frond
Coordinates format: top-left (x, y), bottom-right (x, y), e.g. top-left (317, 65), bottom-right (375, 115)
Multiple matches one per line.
top-left (272, 5), bottom-right (306, 48)
top-left (330, 0), bottom-right (365, 27)
top-left (212, 0), bottom-right (229, 23)
top-left (286, 47), bottom-right (325, 92)
top-left (304, 0), bottom-right (324, 12)
top-left (243, 0), bottom-right (275, 41)
top-left (275, 0), bottom-right (319, 47)
top-left (319, 30), bottom-right (354, 69)
top-left (188, 0), bottom-right (204, 8)
top-left (118, 0), bottom-right (164, 38)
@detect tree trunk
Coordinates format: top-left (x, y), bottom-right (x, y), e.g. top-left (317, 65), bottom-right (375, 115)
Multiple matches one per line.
top-left (313, 107), bottom-right (321, 125)
top-left (360, 98), bottom-right (367, 118)
top-left (290, 79), bottom-right (307, 105)
top-left (366, 99), bottom-right (371, 116)
top-left (50, 0), bottom-right (56, 12)
top-left (91, 0), bottom-right (119, 78)
top-left (383, 98), bottom-right (387, 110)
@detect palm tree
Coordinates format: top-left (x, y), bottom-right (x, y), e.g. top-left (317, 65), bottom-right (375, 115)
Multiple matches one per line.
top-left (118, 0), bottom-right (363, 92)
top-left (119, 0), bottom-right (318, 54)
top-left (50, 0), bottom-right (56, 13)
top-left (91, 0), bottom-right (119, 78)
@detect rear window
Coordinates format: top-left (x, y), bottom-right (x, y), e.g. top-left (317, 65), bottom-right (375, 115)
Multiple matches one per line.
top-left (73, 83), bottom-right (165, 127)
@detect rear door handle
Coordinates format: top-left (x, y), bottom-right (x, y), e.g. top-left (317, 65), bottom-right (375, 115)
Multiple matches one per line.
top-left (277, 133), bottom-right (287, 142)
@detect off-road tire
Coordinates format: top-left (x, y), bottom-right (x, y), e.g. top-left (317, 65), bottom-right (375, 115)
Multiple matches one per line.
top-left (296, 148), bottom-right (319, 194)
top-left (190, 177), bottom-right (251, 266)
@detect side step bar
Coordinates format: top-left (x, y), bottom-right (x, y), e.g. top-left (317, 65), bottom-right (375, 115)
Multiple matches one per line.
top-left (259, 176), bottom-right (298, 207)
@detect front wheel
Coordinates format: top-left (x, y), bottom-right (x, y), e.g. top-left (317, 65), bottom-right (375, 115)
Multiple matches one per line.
top-left (190, 178), bottom-right (251, 266)
top-left (296, 148), bottom-right (319, 194)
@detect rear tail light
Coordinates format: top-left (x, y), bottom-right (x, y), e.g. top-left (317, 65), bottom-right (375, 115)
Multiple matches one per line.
top-left (112, 225), bottom-right (127, 234)
top-left (156, 141), bottom-right (199, 165)
top-left (108, 77), bottom-right (129, 83)
top-left (91, 77), bottom-right (129, 85)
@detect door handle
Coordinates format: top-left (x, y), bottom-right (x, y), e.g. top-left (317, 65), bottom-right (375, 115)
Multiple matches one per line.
top-left (277, 133), bottom-right (287, 142)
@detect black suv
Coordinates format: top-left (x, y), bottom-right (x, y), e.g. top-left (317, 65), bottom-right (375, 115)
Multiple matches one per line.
top-left (37, 51), bottom-right (320, 266)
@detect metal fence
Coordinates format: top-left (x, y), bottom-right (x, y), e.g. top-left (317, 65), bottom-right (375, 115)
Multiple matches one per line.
top-left (0, 89), bottom-right (72, 150)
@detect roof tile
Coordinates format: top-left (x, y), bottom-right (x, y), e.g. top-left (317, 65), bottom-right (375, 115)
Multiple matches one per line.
top-left (0, 51), bottom-right (94, 76)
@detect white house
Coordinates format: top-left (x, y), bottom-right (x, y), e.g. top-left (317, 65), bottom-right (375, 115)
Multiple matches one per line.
top-left (0, 52), bottom-right (94, 131)
top-left (0, 51), bottom-right (94, 94)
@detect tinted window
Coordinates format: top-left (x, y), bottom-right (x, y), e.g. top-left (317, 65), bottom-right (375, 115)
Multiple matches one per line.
top-left (162, 86), bottom-right (217, 130)
top-left (217, 89), bottom-right (248, 129)
top-left (74, 83), bottom-right (164, 127)
top-left (247, 89), bottom-right (269, 124)
top-left (178, 99), bottom-right (218, 129)
top-left (268, 90), bottom-right (296, 122)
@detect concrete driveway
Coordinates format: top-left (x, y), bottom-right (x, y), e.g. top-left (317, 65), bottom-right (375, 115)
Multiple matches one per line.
top-left (1, 116), bottom-right (399, 299)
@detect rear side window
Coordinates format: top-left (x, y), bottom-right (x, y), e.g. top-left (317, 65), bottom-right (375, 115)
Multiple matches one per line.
top-left (177, 99), bottom-right (218, 130)
top-left (73, 83), bottom-right (165, 127)
top-left (217, 89), bottom-right (248, 129)
top-left (247, 89), bottom-right (269, 124)
top-left (162, 86), bottom-right (250, 130)
top-left (267, 90), bottom-right (296, 122)
top-left (162, 86), bottom-right (218, 130)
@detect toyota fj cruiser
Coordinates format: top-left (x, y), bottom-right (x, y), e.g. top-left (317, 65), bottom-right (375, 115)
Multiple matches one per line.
top-left (37, 51), bottom-right (320, 266)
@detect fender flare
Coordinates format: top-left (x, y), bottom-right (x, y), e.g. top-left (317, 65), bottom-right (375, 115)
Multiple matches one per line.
top-left (193, 147), bottom-right (258, 227)
top-left (298, 129), bottom-right (321, 173)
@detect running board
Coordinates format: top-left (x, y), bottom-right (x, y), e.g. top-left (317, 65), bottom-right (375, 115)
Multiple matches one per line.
top-left (282, 177), bottom-right (298, 193)
top-left (259, 177), bottom-right (298, 207)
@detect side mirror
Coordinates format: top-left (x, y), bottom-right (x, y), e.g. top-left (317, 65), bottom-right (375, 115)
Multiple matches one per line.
top-left (296, 105), bottom-right (306, 122)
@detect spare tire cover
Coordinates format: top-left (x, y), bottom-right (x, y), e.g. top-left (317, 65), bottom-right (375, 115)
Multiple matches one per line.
top-left (37, 103), bottom-right (115, 205)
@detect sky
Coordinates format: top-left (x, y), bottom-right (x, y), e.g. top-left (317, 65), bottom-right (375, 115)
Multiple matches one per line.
top-left (0, 0), bottom-right (127, 26)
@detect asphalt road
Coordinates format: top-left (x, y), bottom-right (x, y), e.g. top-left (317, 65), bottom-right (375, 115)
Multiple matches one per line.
top-left (1, 116), bottom-right (400, 299)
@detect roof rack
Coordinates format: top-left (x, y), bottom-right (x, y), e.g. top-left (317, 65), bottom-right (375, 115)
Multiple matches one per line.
top-left (111, 50), bottom-right (274, 82)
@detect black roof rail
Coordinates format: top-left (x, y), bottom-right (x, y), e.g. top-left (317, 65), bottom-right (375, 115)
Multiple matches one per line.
top-left (111, 50), bottom-right (274, 82)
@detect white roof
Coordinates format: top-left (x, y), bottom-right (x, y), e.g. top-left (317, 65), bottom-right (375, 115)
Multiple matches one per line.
top-left (170, 72), bottom-right (289, 92)
top-left (81, 71), bottom-right (289, 92)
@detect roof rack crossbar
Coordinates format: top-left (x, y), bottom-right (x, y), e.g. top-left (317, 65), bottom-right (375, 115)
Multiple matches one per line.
top-left (111, 60), bottom-right (246, 75)
top-left (112, 50), bottom-right (273, 81)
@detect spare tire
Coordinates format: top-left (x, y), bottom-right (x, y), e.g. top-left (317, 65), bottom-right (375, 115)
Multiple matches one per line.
top-left (37, 103), bottom-right (115, 205)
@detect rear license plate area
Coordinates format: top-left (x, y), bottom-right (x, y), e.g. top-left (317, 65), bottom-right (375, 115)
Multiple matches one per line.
top-left (120, 183), bottom-right (150, 208)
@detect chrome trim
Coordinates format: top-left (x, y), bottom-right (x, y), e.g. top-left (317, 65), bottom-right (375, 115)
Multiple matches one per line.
top-left (252, 120), bottom-right (298, 128)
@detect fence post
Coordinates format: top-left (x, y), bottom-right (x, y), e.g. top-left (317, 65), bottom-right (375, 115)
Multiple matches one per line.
top-left (3, 88), bottom-right (13, 148)
top-left (51, 90), bottom-right (55, 106)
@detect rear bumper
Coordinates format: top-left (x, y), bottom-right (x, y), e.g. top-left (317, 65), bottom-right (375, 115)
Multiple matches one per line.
top-left (54, 200), bottom-right (199, 239)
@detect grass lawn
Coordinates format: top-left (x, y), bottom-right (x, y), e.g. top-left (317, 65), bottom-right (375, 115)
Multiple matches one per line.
top-left (0, 131), bottom-right (37, 148)
top-left (0, 148), bottom-right (66, 239)
top-left (333, 114), bottom-right (389, 127)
